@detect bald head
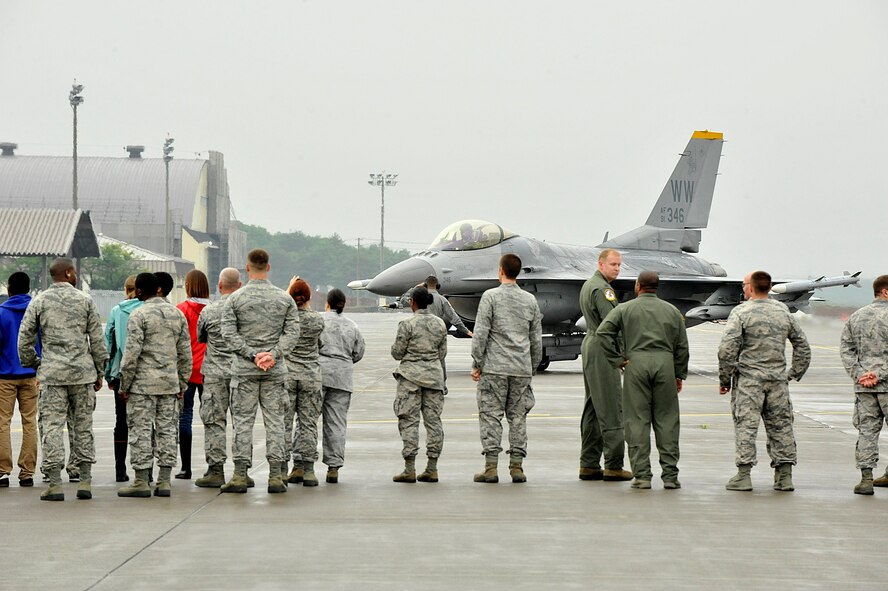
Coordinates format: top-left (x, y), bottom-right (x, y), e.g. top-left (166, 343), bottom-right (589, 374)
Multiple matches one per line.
top-left (49, 258), bottom-right (76, 285)
top-left (636, 270), bottom-right (659, 293)
top-left (218, 267), bottom-right (242, 295)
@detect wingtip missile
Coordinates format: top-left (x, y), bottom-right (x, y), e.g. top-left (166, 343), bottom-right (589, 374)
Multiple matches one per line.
top-left (770, 273), bottom-right (862, 295)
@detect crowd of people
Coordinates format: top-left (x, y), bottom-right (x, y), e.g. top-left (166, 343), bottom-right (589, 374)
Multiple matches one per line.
top-left (0, 248), bottom-right (886, 500)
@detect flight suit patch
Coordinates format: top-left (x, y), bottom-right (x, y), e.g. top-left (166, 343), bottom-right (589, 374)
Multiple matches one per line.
top-left (604, 289), bottom-right (616, 302)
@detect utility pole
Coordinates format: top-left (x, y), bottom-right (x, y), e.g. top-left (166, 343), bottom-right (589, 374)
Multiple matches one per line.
top-left (367, 172), bottom-right (398, 273)
top-left (163, 136), bottom-right (175, 254)
top-left (69, 81), bottom-right (84, 288)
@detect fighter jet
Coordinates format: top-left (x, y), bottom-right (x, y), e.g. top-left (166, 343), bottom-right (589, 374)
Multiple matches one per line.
top-left (349, 131), bottom-right (859, 370)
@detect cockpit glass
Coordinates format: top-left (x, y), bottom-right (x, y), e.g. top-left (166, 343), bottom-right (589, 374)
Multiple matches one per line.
top-left (429, 220), bottom-right (515, 251)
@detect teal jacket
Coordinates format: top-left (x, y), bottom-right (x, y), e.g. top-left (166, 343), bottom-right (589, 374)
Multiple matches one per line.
top-left (104, 298), bottom-right (143, 380)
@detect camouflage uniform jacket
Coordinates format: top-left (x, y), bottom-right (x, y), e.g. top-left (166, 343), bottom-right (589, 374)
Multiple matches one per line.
top-left (597, 293), bottom-right (690, 378)
top-left (222, 279), bottom-right (300, 378)
top-left (471, 283), bottom-right (543, 377)
top-left (717, 298), bottom-right (811, 389)
top-left (120, 297), bottom-right (192, 394)
top-left (319, 312), bottom-right (365, 391)
top-left (197, 295), bottom-right (235, 381)
top-left (285, 308), bottom-right (325, 381)
top-left (391, 309), bottom-right (447, 389)
top-left (18, 282), bottom-right (108, 385)
top-left (840, 299), bottom-right (888, 393)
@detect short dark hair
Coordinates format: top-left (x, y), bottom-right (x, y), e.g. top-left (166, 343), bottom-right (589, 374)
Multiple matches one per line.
top-left (289, 278), bottom-right (312, 306)
top-left (155, 272), bottom-right (174, 297)
top-left (327, 288), bottom-right (346, 314)
top-left (500, 254), bottom-right (522, 280)
top-left (135, 272), bottom-right (159, 300)
top-left (49, 257), bottom-right (74, 280)
top-left (637, 270), bottom-right (659, 292)
top-left (7, 272), bottom-right (29, 296)
top-left (247, 248), bottom-right (269, 271)
top-left (185, 269), bottom-right (210, 299)
top-left (750, 270), bottom-right (772, 295)
top-left (411, 286), bottom-right (433, 309)
top-left (873, 275), bottom-right (888, 296)
top-left (424, 275), bottom-right (439, 289)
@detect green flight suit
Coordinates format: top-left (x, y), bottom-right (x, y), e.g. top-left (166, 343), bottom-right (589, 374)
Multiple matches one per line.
top-left (596, 293), bottom-right (689, 482)
top-left (579, 271), bottom-right (625, 470)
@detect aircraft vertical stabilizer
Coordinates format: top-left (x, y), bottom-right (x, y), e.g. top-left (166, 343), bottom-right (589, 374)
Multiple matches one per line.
top-left (600, 130), bottom-right (723, 253)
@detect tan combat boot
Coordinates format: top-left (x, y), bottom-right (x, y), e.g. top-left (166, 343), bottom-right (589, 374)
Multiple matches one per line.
top-left (154, 466), bottom-right (172, 497)
top-left (873, 470), bottom-right (888, 487)
top-left (855, 468), bottom-right (874, 495)
top-left (725, 464), bottom-right (753, 492)
top-left (195, 464), bottom-right (226, 488)
top-left (773, 463), bottom-right (794, 492)
top-left (221, 462), bottom-right (249, 494)
top-left (417, 456), bottom-right (439, 483)
top-left (76, 462), bottom-right (92, 500)
top-left (40, 468), bottom-right (64, 502)
top-left (474, 457), bottom-right (498, 484)
top-left (302, 463), bottom-right (319, 487)
top-left (326, 467), bottom-right (339, 484)
top-left (268, 462), bottom-right (287, 493)
top-left (118, 469), bottom-right (152, 498)
top-left (579, 467), bottom-right (604, 481)
top-left (393, 456), bottom-right (417, 483)
top-left (509, 457), bottom-right (527, 484)
top-left (287, 461), bottom-right (305, 484)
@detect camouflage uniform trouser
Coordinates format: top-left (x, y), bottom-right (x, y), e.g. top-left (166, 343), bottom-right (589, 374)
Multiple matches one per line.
top-left (853, 392), bottom-right (888, 470)
top-left (731, 376), bottom-right (796, 467)
top-left (38, 404), bottom-right (79, 478)
top-left (476, 374), bottom-right (535, 458)
top-left (286, 377), bottom-right (322, 464)
top-left (394, 377), bottom-right (445, 459)
top-left (199, 378), bottom-right (231, 466)
top-left (127, 393), bottom-right (179, 470)
top-left (322, 387), bottom-right (351, 468)
top-left (38, 384), bottom-right (96, 473)
top-left (231, 374), bottom-right (288, 465)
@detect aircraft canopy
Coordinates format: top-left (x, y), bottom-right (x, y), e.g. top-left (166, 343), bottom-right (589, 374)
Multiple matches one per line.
top-left (429, 220), bottom-right (516, 251)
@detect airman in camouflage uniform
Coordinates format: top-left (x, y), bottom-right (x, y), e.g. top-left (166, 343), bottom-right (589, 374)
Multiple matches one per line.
top-left (391, 287), bottom-right (448, 483)
top-left (319, 289), bottom-right (365, 484)
top-left (718, 270), bottom-right (810, 493)
top-left (840, 275), bottom-right (888, 495)
top-left (579, 249), bottom-right (632, 482)
top-left (471, 254), bottom-right (542, 484)
top-left (18, 258), bottom-right (107, 501)
top-left (221, 249), bottom-right (299, 494)
top-left (284, 277), bottom-right (325, 487)
top-left (597, 271), bottom-right (689, 490)
top-left (193, 268), bottom-right (242, 488)
top-left (117, 273), bottom-right (192, 498)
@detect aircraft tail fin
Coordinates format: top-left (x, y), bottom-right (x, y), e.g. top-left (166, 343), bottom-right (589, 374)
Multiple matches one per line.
top-left (601, 131), bottom-right (724, 253)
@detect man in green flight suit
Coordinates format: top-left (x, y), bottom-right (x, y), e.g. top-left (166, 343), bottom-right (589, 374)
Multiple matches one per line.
top-left (579, 249), bottom-right (632, 481)
top-left (596, 270), bottom-right (689, 490)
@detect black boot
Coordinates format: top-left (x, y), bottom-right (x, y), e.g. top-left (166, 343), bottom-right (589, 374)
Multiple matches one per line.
top-left (175, 433), bottom-right (192, 479)
top-left (114, 441), bottom-right (129, 482)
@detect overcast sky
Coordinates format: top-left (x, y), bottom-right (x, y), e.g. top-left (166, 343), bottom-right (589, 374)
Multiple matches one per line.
top-left (3, 1), bottom-right (886, 279)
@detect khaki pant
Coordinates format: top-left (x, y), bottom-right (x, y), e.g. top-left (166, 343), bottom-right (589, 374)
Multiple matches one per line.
top-left (0, 377), bottom-right (38, 479)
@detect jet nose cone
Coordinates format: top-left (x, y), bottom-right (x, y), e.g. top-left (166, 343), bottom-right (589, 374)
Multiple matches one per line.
top-left (366, 258), bottom-right (435, 296)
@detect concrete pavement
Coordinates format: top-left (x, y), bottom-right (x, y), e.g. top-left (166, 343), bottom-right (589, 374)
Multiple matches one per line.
top-left (2, 313), bottom-right (886, 590)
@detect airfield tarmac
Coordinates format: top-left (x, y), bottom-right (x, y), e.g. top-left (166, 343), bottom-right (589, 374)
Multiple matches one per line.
top-left (4, 312), bottom-right (887, 590)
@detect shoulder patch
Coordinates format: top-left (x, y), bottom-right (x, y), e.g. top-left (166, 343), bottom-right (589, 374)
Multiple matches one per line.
top-left (604, 289), bottom-right (616, 302)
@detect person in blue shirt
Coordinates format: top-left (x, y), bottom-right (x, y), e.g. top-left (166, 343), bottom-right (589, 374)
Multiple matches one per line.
top-left (0, 272), bottom-right (39, 487)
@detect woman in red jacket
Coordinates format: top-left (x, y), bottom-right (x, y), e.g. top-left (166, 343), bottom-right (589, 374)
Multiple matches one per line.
top-left (175, 270), bottom-right (210, 479)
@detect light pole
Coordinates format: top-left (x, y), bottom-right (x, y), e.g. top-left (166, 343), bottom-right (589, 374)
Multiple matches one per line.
top-left (367, 172), bottom-right (398, 272)
top-left (69, 81), bottom-right (84, 210)
top-left (163, 136), bottom-right (175, 254)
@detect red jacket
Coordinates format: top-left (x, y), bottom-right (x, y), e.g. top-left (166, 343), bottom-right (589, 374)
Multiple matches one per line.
top-left (177, 299), bottom-right (208, 385)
